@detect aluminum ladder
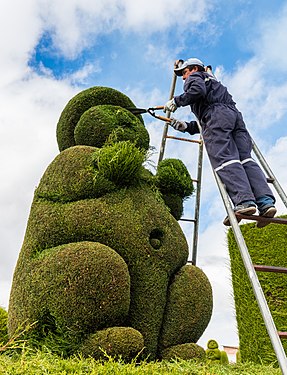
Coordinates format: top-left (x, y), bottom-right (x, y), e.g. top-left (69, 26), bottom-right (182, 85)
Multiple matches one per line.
top-left (158, 61), bottom-right (204, 266)
top-left (158, 61), bottom-right (287, 374)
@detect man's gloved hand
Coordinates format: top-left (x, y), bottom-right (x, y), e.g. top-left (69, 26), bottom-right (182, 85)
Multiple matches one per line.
top-left (170, 118), bottom-right (187, 132)
top-left (163, 98), bottom-right (177, 113)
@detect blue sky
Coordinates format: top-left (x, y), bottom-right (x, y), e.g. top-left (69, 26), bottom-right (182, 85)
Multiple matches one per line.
top-left (1, 0), bottom-right (287, 355)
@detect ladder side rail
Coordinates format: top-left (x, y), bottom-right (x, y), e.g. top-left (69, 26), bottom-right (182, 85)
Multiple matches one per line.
top-left (252, 139), bottom-right (287, 209)
top-left (213, 170), bottom-right (287, 374)
top-left (191, 137), bottom-right (204, 265)
top-left (158, 65), bottom-right (180, 163)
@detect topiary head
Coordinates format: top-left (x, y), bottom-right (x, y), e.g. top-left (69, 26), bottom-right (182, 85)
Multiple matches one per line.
top-left (56, 86), bottom-right (149, 151)
top-left (207, 339), bottom-right (219, 349)
top-left (74, 105), bottom-right (149, 150)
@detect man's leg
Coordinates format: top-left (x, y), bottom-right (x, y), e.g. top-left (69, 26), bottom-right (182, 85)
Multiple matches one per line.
top-left (202, 106), bottom-right (255, 206)
top-left (233, 112), bottom-right (276, 208)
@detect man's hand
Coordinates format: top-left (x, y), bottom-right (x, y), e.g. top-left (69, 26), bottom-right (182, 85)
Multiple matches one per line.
top-left (170, 118), bottom-right (187, 132)
top-left (163, 98), bottom-right (177, 113)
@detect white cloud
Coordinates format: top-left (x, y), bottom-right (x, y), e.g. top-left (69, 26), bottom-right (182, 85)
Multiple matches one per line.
top-left (253, 4), bottom-right (287, 69)
top-left (0, 72), bottom-right (79, 309)
top-left (35, 0), bottom-right (211, 58)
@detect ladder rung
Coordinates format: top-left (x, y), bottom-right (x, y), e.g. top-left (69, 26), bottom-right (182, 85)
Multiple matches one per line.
top-left (179, 218), bottom-right (196, 223)
top-left (278, 332), bottom-right (287, 339)
top-left (165, 135), bottom-right (202, 144)
top-left (254, 265), bottom-right (287, 274)
top-left (236, 213), bottom-right (287, 226)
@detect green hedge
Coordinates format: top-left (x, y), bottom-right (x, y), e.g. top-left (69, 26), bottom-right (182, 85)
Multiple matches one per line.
top-left (228, 219), bottom-right (287, 365)
top-left (0, 307), bottom-right (8, 344)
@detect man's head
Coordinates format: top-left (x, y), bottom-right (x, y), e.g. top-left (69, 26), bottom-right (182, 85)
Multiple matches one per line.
top-left (174, 58), bottom-right (205, 80)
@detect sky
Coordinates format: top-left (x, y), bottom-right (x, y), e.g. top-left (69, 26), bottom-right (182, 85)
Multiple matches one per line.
top-left (1, 0), bottom-right (287, 353)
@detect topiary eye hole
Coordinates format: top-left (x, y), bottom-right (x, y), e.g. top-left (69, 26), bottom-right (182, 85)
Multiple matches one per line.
top-left (149, 229), bottom-right (164, 250)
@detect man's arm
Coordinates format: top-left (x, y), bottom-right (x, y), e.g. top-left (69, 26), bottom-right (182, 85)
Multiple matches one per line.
top-left (185, 120), bottom-right (200, 135)
top-left (170, 119), bottom-right (200, 135)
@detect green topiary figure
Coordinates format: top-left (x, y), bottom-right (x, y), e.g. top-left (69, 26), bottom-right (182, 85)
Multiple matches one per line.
top-left (8, 86), bottom-right (213, 361)
top-left (206, 339), bottom-right (229, 364)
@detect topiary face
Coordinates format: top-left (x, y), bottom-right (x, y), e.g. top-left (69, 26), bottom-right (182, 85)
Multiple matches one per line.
top-left (207, 339), bottom-right (219, 349)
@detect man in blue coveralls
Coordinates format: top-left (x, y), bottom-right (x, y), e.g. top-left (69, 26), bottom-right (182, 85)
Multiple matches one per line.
top-left (164, 57), bottom-right (276, 227)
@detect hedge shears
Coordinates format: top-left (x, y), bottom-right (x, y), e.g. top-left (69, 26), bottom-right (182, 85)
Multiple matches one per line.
top-left (127, 106), bottom-right (172, 123)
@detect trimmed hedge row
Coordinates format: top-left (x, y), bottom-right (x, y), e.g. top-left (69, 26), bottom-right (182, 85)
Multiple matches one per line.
top-left (228, 219), bottom-right (287, 365)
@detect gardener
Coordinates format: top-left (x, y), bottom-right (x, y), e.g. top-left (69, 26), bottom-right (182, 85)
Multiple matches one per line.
top-left (164, 57), bottom-right (276, 226)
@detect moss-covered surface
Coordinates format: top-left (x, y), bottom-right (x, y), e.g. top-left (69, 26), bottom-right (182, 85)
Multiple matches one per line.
top-left (9, 86), bottom-right (212, 361)
top-left (0, 307), bottom-right (8, 344)
top-left (228, 219), bottom-right (287, 365)
top-left (56, 86), bottom-right (144, 151)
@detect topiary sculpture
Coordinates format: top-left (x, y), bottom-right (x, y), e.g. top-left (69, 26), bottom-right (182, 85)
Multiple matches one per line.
top-left (206, 339), bottom-right (229, 364)
top-left (8, 86), bottom-right (213, 361)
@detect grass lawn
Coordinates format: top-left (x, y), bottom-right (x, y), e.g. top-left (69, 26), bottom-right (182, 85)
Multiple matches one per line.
top-left (0, 350), bottom-right (282, 374)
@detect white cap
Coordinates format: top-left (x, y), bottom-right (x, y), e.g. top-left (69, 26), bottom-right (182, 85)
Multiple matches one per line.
top-left (174, 58), bottom-right (204, 76)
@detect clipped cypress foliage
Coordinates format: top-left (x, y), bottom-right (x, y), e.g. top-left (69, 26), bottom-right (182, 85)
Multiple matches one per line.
top-left (80, 327), bottom-right (144, 361)
top-left (74, 105), bottom-right (149, 151)
top-left (159, 265), bottom-right (213, 352)
top-left (161, 342), bottom-right (206, 361)
top-left (156, 158), bottom-right (194, 199)
top-left (0, 307), bottom-right (8, 344)
top-left (228, 219), bottom-right (287, 365)
top-left (161, 194), bottom-right (183, 220)
top-left (56, 86), bottom-right (145, 151)
top-left (9, 86), bottom-right (212, 361)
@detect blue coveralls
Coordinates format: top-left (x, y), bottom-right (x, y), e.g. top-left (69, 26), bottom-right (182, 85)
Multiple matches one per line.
top-left (173, 71), bottom-right (275, 207)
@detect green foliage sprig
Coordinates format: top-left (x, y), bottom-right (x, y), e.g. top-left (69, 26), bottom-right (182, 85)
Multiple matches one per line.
top-left (92, 141), bottom-right (147, 187)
